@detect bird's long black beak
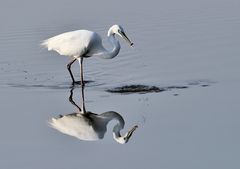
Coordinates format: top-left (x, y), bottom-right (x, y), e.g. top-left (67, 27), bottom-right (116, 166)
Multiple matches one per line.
top-left (125, 125), bottom-right (138, 140)
top-left (120, 31), bottom-right (134, 47)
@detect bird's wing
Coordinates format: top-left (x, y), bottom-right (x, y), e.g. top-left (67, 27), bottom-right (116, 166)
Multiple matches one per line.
top-left (41, 30), bottom-right (92, 57)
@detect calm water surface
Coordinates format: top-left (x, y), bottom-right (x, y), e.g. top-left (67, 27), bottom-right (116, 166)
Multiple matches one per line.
top-left (0, 0), bottom-right (240, 169)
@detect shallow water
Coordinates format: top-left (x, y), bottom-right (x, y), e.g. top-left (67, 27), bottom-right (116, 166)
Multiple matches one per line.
top-left (0, 0), bottom-right (240, 169)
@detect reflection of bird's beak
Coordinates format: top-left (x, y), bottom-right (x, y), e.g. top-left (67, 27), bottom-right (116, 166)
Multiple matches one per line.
top-left (120, 31), bottom-right (134, 47)
top-left (125, 125), bottom-right (138, 140)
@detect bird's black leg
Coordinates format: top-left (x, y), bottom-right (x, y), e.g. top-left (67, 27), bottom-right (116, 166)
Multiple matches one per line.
top-left (67, 58), bottom-right (77, 85)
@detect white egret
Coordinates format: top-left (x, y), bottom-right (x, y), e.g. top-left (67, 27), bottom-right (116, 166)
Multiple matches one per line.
top-left (41, 25), bottom-right (134, 85)
top-left (49, 87), bottom-right (138, 144)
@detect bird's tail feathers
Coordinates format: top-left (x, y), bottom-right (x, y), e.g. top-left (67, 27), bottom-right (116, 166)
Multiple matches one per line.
top-left (40, 39), bottom-right (51, 50)
top-left (48, 118), bottom-right (57, 128)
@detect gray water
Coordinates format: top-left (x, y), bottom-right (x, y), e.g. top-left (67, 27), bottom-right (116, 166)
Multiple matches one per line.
top-left (0, 0), bottom-right (240, 168)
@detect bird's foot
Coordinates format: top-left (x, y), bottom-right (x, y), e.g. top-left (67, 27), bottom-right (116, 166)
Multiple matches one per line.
top-left (71, 81), bottom-right (76, 86)
top-left (70, 81), bottom-right (85, 87)
top-left (81, 82), bottom-right (85, 87)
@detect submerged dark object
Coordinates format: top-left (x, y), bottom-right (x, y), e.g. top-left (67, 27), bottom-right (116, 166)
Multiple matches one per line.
top-left (107, 85), bottom-right (162, 94)
top-left (106, 84), bottom-right (188, 94)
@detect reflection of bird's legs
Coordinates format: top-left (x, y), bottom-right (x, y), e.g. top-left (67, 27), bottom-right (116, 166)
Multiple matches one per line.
top-left (67, 58), bottom-right (77, 85)
top-left (81, 79), bottom-right (86, 113)
top-left (69, 87), bottom-right (81, 112)
top-left (78, 57), bottom-right (86, 113)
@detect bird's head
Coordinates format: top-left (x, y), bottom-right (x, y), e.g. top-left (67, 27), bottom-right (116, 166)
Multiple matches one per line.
top-left (109, 25), bottom-right (134, 47)
top-left (113, 125), bottom-right (138, 144)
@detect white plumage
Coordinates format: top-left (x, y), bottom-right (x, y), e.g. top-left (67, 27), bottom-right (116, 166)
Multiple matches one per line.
top-left (41, 25), bottom-right (133, 85)
top-left (42, 30), bottom-right (102, 57)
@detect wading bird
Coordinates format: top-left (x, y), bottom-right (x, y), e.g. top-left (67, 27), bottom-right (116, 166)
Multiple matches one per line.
top-left (49, 87), bottom-right (138, 144)
top-left (41, 25), bottom-right (133, 85)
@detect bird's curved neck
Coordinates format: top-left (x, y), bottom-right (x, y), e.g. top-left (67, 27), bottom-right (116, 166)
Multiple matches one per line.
top-left (105, 112), bottom-right (125, 142)
top-left (101, 111), bottom-right (125, 126)
top-left (100, 111), bottom-right (125, 135)
top-left (99, 32), bottom-right (120, 59)
top-left (100, 111), bottom-right (137, 144)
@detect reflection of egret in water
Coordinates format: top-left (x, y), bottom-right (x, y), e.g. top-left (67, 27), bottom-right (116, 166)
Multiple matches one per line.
top-left (49, 86), bottom-right (138, 144)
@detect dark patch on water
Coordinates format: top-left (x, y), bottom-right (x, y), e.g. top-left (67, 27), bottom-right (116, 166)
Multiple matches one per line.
top-left (201, 84), bottom-right (209, 87)
top-left (7, 79), bottom-right (211, 93)
top-left (8, 80), bottom-right (96, 90)
top-left (165, 86), bottom-right (188, 90)
top-left (107, 85), bottom-right (164, 94)
top-left (8, 83), bottom-right (71, 90)
top-left (106, 80), bottom-right (213, 95)
top-left (106, 85), bottom-right (188, 94)
top-left (188, 80), bottom-right (214, 86)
